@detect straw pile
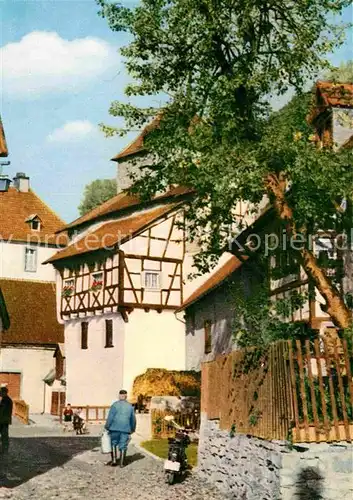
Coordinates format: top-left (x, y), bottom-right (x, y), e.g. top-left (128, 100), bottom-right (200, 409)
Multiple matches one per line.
top-left (132, 368), bottom-right (201, 401)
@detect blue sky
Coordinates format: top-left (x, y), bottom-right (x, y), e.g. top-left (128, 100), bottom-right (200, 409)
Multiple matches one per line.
top-left (1, 1), bottom-right (352, 223)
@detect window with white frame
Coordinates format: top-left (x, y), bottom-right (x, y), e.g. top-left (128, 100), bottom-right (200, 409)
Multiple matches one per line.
top-left (24, 247), bottom-right (37, 272)
top-left (142, 271), bottom-right (161, 290)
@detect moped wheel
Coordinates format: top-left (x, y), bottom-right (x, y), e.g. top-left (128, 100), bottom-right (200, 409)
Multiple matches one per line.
top-left (166, 472), bottom-right (175, 485)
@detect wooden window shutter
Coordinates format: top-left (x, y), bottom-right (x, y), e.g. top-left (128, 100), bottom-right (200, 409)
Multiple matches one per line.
top-left (204, 320), bottom-right (212, 354)
top-left (105, 319), bottom-right (113, 348)
top-left (81, 322), bottom-right (88, 350)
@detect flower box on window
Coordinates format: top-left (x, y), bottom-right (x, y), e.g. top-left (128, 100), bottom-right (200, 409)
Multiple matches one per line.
top-left (90, 272), bottom-right (103, 292)
top-left (62, 280), bottom-right (75, 298)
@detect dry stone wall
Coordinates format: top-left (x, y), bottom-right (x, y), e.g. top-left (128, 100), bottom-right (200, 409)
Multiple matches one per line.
top-left (197, 414), bottom-right (353, 500)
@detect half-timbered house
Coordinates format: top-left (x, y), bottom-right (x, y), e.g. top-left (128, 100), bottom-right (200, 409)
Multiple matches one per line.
top-left (45, 186), bottom-right (201, 406)
top-left (179, 81), bottom-right (353, 369)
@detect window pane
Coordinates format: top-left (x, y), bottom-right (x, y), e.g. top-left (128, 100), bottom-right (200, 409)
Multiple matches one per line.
top-left (144, 271), bottom-right (160, 289)
top-left (105, 320), bottom-right (113, 347)
top-left (25, 247), bottom-right (37, 272)
top-left (204, 320), bottom-right (212, 354)
top-left (81, 322), bottom-right (88, 349)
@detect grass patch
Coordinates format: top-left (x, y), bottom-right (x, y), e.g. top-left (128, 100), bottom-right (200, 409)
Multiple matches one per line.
top-left (140, 438), bottom-right (198, 467)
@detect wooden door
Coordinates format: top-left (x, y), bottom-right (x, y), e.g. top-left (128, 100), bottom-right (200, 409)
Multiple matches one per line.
top-left (0, 372), bottom-right (21, 400)
top-left (60, 392), bottom-right (66, 409)
top-left (51, 391), bottom-right (66, 415)
top-left (51, 391), bottom-right (59, 415)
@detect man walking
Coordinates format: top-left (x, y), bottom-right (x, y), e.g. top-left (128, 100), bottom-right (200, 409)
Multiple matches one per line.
top-left (0, 387), bottom-right (13, 454)
top-left (105, 389), bottom-right (136, 468)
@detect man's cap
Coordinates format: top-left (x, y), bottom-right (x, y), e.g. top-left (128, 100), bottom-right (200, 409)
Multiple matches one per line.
top-left (119, 389), bottom-right (127, 395)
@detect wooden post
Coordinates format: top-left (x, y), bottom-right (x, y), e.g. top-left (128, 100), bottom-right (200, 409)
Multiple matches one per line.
top-left (332, 339), bottom-right (351, 442)
top-left (342, 339), bottom-right (353, 410)
top-left (288, 342), bottom-right (301, 442)
top-left (313, 338), bottom-right (330, 441)
top-left (322, 338), bottom-right (340, 441)
top-left (305, 340), bottom-right (320, 442)
top-left (296, 340), bottom-right (310, 442)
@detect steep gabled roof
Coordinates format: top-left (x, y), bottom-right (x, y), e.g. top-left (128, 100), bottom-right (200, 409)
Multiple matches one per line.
top-left (0, 115), bottom-right (8, 157)
top-left (177, 254), bottom-right (246, 311)
top-left (60, 185), bottom-right (192, 234)
top-left (45, 203), bottom-right (182, 264)
top-left (0, 279), bottom-right (64, 345)
top-left (111, 115), bottom-right (161, 162)
top-left (0, 187), bottom-right (67, 245)
top-left (308, 81), bottom-right (353, 124)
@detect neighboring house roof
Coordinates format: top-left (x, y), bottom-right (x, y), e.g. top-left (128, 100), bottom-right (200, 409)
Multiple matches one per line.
top-left (60, 185), bottom-right (192, 234)
top-left (0, 287), bottom-right (10, 331)
top-left (0, 115), bottom-right (8, 157)
top-left (0, 187), bottom-right (67, 244)
top-left (0, 279), bottom-right (64, 345)
top-left (111, 115), bottom-right (161, 162)
top-left (177, 254), bottom-right (246, 311)
top-left (45, 202), bottom-right (182, 264)
top-left (308, 81), bottom-right (353, 124)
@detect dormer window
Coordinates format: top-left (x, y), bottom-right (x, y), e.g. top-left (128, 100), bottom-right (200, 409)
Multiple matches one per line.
top-left (26, 214), bottom-right (41, 231)
top-left (31, 220), bottom-right (40, 231)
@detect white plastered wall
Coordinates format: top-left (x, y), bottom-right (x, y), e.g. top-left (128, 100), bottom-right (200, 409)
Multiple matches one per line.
top-left (65, 314), bottom-right (125, 406)
top-left (0, 241), bottom-right (57, 281)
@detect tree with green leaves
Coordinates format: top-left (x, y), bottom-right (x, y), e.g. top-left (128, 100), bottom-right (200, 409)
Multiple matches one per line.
top-left (78, 179), bottom-right (116, 215)
top-left (97, 0), bottom-right (353, 331)
top-left (326, 60), bottom-right (353, 83)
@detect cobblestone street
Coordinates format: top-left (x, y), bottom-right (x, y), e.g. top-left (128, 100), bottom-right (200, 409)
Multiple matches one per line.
top-left (0, 436), bottom-right (229, 500)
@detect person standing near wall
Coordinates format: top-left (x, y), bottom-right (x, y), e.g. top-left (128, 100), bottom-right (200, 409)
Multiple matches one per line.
top-left (0, 387), bottom-right (13, 454)
top-left (105, 389), bottom-right (136, 468)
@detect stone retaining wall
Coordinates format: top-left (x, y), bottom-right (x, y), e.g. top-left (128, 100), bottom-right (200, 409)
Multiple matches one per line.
top-left (196, 414), bottom-right (353, 500)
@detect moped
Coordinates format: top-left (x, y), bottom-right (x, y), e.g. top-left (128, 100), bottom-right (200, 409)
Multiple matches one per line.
top-left (163, 415), bottom-right (191, 485)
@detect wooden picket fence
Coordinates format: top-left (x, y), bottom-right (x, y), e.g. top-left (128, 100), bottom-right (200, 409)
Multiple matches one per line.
top-left (201, 338), bottom-right (353, 443)
top-left (151, 409), bottom-right (201, 439)
top-left (59, 405), bottom-right (110, 424)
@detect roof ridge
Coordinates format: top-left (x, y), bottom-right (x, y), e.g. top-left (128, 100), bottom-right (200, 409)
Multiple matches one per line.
top-left (0, 277), bottom-right (56, 284)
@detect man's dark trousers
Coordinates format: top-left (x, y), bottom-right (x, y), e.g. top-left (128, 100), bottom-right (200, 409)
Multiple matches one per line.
top-left (0, 424), bottom-right (9, 453)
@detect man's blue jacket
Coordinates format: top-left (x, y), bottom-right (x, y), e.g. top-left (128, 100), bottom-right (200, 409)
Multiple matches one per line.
top-left (105, 400), bottom-right (136, 434)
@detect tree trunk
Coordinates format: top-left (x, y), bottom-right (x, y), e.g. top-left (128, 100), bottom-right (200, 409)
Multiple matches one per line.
top-left (342, 200), bottom-right (353, 301)
top-left (265, 174), bottom-right (352, 329)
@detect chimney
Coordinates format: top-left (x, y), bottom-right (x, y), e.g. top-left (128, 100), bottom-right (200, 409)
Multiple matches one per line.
top-left (13, 172), bottom-right (30, 193)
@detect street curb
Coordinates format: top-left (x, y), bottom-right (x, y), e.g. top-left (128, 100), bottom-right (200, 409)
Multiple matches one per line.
top-left (133, 442), bottom-right (164, 462)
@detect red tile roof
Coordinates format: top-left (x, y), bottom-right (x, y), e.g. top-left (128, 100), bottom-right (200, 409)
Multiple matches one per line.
top-left (0, 279), bottom-right (64, 345)
top-left (0, 187), bottom-right (67, 245)
top-left (111, 115), bottom-right (161, 162)
top-left (177, 254), bottom-right (247, 311)
top-left (61, 185), bottom-right (192, 233)
top-left (308, 81), bottom-right (353, 124)
top-left (46, 203), bottom-right (181, 264)
top-left (0, 118), bottom-right (8, 157)
top-left (316, 81), bottom-right (353, 107)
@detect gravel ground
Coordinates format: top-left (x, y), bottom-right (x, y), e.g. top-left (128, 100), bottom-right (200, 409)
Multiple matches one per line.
top-left (0, 438), bottom-right (230, 500)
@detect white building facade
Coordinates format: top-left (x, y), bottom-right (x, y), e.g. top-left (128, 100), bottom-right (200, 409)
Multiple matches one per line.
top-left (0, 172), bottom-right (66, 412)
